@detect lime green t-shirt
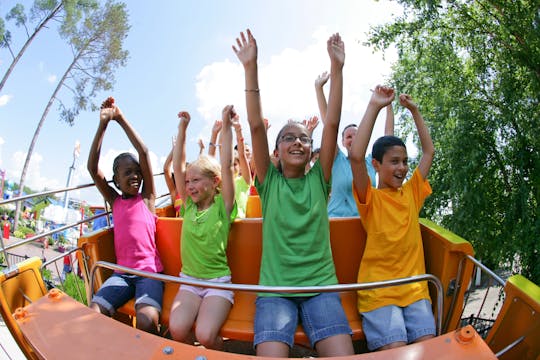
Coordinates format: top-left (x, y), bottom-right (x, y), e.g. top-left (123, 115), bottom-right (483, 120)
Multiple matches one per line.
top-left (180, 194), bottom-right (237, 278)
top-left (234, 176), bottom-right (250, 218)
top-left (255, 162), bottom-right (337, 296)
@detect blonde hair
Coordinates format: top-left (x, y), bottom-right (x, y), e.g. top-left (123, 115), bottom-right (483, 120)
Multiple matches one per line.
top-left (186, 154), bottom-right (222, 193)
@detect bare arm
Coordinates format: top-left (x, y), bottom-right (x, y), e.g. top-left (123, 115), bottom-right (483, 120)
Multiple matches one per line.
top-left (114, 108), bottom-right (156, 213)
top-left (314, 71), bottom-right (338, 159)
top-left (87, 102), bottom-right (118, 207)
top-left (302, 116), bottom-right (319, 137)
top-left (233, 29), bottom-right (270, 183)
top-left (314, 71), bottom-right (329, 123)
top-left (163, 139), bottom-right (176, 203)
top-left (219, 105), bottom-right (236, 217)
top-left (172, 112), bottom-right (190, 204)
top-left (318, 33), bottom-right (345, 182)
top-left (385, 103), bottom-right (394, 136)
top-left (198, 138), bottom-right (205, 155)
top-left (208, 119), bottom-right (222, 157)
top-left (232, 117), bottom-right (252, 185)
top-left (350, 86), bottom-right (395, 203)
top-left (399, 94), bottom-right (434, 179)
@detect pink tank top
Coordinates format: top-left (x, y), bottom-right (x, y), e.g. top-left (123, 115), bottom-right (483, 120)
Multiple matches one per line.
top-left (112, 194), bottom-right (163, 273)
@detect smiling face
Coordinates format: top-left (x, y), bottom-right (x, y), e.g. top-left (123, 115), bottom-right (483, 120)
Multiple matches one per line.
top-left (274, 123), bottom-right (312, 175)
top-left (113, 155), bottom-right (142, 197)
top-left (185, 165), bottom-right (219, 208)
top-left (373, 145), bottom-right (409, 189)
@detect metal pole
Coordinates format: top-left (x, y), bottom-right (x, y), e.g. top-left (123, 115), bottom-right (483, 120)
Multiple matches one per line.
top-left (62, 141), bottom-right (80, 223)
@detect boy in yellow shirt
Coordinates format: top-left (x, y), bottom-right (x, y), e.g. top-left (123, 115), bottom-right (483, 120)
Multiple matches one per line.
top-left (350, 86), bottom-right (436, 351)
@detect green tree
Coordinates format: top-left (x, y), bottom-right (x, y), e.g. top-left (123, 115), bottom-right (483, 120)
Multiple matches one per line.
top-left (367, 0), bottom-right (540, 283)
top-left (14, 1), bottom-right (129, 232)
top-left (0, 0), bottom-right (98, 92)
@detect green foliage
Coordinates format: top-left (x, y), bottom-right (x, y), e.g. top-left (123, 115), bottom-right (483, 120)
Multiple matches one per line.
top-left (57, 233), bottom-right (68, 245)
top-left (41, 268), bottom-right (52, 281)
top-left (0, 18), bottom-right (7, 44)
top-left (13, 226), bottom-right (34, 237)
top-left (62, 272), bottom-right (87, 305)
top-left (6, 4), bottom-right (28, 30)
top-left (368, 0), bottom-right (540, 283)
top-left (58, 1), bottom-right (130, 125)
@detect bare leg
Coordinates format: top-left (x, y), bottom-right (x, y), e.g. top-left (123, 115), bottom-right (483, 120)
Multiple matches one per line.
top-left (378, 341), bottom-right (407, 351)
top-left (194, 296), bottom-right (232, 350)
top-left (136, 304), bottom-right (160, 334)
top-left (169, 290), bottom-right (201, 343)
top-left (315, 334), bottom-right (354, 357)
top-left (90, 302), bottom-right (109, 315)
top-left (413, 334), bottom-right (434, 343)
top-left (256, 341), bottom-right (290, 357)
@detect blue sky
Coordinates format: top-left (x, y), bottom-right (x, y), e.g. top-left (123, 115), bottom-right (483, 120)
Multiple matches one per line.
top-left (0, 0), bottom-right (403, 206)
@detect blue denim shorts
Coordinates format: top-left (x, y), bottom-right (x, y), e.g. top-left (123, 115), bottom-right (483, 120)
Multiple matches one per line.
top-left (361, 299), bottom-right (436, 351)
top-left (91, 273), bottom-right (164, 315)
top-left (254, 292), bottom-right (352, 348)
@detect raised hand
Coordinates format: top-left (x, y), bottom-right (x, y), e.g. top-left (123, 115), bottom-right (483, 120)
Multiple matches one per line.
top-left (232, 29), bottom-right (257, 67)
top-left (212, 119), bottom-right (223, 134)
top-left (177, 111), bottom-right (191, 127)
top-left (99, 97), bottom-right (123, 122)
top-left (231, 115), bottom-right (242, 132)
top-left (399, 94), bottom-right (418, 111)
top-left (370, 85), bottom-right (395, 109)
top-left (315, 71), bottom-right (330, 89)
top-left (327, 33), bottom-right (345, 68)
top-left (222, 105), bottom-right (237, 127)
top-left (302, 116), bottom-right (319, 135)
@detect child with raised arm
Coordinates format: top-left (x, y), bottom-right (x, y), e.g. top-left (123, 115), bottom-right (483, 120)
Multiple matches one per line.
top-left (233, 29), bottom-right (354, 358)
top-left (232, 116), bottom-right (252, 217)
top-left (349, 87), bottom-right (436, 351)
top-left (87, 97), bottom-right (163, 335)
top-left (163, 138), bottom-right (184, 216)
top-left (168, 107), bottom-right (237, 350)
top-left (315, 72), bottom-right (395, 217)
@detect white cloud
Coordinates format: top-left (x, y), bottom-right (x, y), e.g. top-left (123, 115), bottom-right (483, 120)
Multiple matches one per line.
top-left (10, 151), bottom-right (61, 191)
top-left (194, 27), bottom-right (397, 152)
top-left (0, 94), bottom-right (13, 106)
top-left (47, 74), bottom-right (57, 83)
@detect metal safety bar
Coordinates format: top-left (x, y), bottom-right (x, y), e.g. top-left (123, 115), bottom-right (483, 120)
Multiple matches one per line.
top-left (90, 260), bottom-right (444, 336)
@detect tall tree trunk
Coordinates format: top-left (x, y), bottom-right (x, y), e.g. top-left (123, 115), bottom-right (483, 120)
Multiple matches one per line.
top-left (0, 3), bottom-right (62, 92)
top-left (13, 56), bottom-right (77, 231)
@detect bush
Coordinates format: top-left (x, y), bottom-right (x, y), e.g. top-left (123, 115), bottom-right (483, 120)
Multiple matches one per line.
top-left (14, 226), bottom-right (34, 238)
top-left (62, 273), bottom-right (87, 305)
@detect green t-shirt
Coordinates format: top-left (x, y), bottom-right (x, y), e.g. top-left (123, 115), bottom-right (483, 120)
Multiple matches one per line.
top-left (255, 162), bottom-right (337, 296)
top-left (234, 176), bottom-right (250, 218)
top-left (180, 193), bottom-right (237, 278)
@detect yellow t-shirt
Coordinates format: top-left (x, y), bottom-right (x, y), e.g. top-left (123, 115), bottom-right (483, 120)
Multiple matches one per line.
top-left (353, 168), bottom-right (432, 313)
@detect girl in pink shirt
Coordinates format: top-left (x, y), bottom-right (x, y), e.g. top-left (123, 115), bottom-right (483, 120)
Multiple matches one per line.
top-left (87, 97), bottom-right (163, 335)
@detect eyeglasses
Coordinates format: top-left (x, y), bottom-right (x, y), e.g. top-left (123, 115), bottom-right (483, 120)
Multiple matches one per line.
top-left (279, 134), bottom-right (312, 145)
